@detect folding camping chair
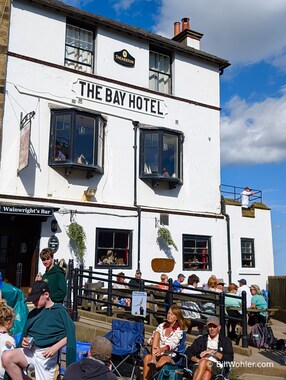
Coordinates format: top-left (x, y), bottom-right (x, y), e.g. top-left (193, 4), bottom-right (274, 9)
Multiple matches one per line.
top-left (105, 318), bottom-right (145, 379)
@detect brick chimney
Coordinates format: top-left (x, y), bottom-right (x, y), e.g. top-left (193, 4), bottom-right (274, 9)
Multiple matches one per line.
top-left (172, 17), bottom-right (203, 50)
top-left (174, 21), bottom-right (180, 37)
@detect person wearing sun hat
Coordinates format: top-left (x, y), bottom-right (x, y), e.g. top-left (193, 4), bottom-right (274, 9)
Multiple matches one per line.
top-left (63, 336), bottom-right (117, 380)
top-left (185, 316), bottom-right (233, 380)
top-left (2, 280), bottom-right (76, 380)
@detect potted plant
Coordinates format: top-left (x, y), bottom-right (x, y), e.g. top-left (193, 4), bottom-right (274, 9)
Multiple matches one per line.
top-left (66, 222), bottom-right (86, 265)
top-left (157, 226), bottom-right (178, 251)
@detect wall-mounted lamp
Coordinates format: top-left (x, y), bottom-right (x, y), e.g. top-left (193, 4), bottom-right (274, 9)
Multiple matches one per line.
top-left (51, 219), bottom-right (58, 233)
top-left (84, 186), bottom-right (97, 199)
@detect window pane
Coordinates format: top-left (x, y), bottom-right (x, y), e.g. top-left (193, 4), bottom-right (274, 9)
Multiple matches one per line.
top-left (183, 235), bottom-right (211, 271)
top-left (149, 51), bottom-right (171, 94)
top-left (161, 133), bottom-right (178, 177)
top-left (97, 118), bottom-right (104, 168)
top-left (54, 114), bottom-right (71, 161)
top-left (65, 24), bottom-right (93, 73)
top-left (96, 229), bottom-right (131, 268)
top-left (241, 238), bottom-right (255, 267)
top-left (143, 132), bottom-right (159, 174)
top-left (74, 115), bottom-right (96, 165)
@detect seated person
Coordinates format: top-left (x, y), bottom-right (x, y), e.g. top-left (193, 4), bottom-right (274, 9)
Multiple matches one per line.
top-left (156, 274), bottom-right (169, 290)
top-left (181, 274), bottom-right (203, 334)
top-left (225, 283), bottom-right (242, 341)
top-left (0, 301), bottom-right (16, 380)
top-left (63, 336), bottom-right (116, 380)
top-left (2, 281), bottom-right (76, 380)
top-left (249, 284), bottom-right (267, 325)
top-left (113, 272), bottom-right (131, 307)
top-left (185, 316), bottom-right (233, 380)
top-left (143, 305), bottom-right (190, 380)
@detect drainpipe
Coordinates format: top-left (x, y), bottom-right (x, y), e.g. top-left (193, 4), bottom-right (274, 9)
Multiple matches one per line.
top-left (132, 121), bottom-right (141, 271)
top-left (221, 195), bottom-right (232, 284)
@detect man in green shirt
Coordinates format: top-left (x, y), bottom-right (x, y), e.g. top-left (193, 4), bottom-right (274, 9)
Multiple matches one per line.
top-left (2, 281), bottom-right (76, 380)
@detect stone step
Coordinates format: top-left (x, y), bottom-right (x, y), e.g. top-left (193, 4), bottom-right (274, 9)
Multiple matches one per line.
top-left (237, 375), bottom-right (285, 380)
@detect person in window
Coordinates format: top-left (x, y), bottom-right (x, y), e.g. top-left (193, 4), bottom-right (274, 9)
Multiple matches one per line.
top-left (55, 144), bottom-right (66, 161)
top-left (240, 186), bottom-right (254, 208)
top-left (77, 153), bottom-right (88, 165)
top-left (186, 316), bottom-right (233, 380)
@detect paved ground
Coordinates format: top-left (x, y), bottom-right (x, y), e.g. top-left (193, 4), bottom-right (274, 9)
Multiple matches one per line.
top-left (230, 318), bottom-right (286, 379)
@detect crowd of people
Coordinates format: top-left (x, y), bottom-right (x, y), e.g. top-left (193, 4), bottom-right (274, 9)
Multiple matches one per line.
top-left (0, 254), bottom-right (269, 380)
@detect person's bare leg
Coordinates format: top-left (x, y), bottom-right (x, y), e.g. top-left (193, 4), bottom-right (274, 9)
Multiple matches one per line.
top-left (2, 349), bottom-right (30, 380)
top-left (156, 355), bottom-right (171, 369)
top-left (201, 361), bottom-right (212, 380)
top-left (143, 354), bottom-right (152, 380)
top-left (193, 358), bottom-right (208, 380)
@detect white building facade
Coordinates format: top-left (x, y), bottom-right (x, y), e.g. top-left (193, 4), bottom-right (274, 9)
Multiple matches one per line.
top-left (0, 0), bottom-right (274, 289)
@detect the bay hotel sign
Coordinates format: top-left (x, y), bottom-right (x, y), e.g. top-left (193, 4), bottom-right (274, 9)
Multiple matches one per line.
top-left (73, 79), bottom-right (166, 118)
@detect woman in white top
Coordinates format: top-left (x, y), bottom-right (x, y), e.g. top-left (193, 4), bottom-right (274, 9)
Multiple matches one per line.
top-left (143, 305), bottom-right (189, 380)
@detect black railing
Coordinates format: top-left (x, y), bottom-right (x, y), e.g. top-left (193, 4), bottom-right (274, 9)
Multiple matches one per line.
top-left (220, 184), bottom-right (262, 203)
top-left (66, 262), bottom-right (248, 348)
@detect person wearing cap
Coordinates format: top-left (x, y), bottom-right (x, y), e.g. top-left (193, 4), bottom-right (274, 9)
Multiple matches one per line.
top-left (216, 279), bottom-right (225, 293)
top-left (173, 273), bottom-right (185, 292)
top-left (2, 280), bottom-right (76, 380)
top-left (240, 186), bottom-right (254, 208)
top-left (237, 279), bottom-right (252, 308)
top-left (185, 316), bottom-right (233, 380)
top-left (63, 336), bottom-right (117, 380)
top-left (113, 272), bottom-right (131, 307)
top-left (129, 270), bottom-right (142, 288)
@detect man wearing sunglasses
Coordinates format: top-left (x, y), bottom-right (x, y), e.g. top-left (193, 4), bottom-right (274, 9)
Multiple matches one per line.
top-left (185, 316), bottom-right (233, 380)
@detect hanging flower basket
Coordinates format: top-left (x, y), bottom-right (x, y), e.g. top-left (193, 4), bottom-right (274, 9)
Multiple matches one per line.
top-left (157, 226), bottom-right (178, 251)
top-left (66, 222), bottom-right (86, 265)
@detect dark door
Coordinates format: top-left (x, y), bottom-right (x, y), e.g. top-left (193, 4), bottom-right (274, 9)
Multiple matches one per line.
top-left (0, 214), bottom-right (41, 286)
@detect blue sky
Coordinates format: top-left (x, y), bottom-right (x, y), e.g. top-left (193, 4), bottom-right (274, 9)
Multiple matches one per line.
top-left (63, 0), bottom-right (286, 275)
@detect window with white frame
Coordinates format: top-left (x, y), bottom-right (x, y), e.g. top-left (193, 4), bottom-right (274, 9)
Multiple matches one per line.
top-left (241, 238), bottom-right (255, 267)
top-left (183, 235), bottom-right (212, 271)
top-left (95, 228), bottom-right (132, 268)
top-left (65, 23), bottom-right (94, 73)
top-left (140, 128), bottom-right (183, 187)
top-left (149, 49), bottom-right (171, 94)
top-left (49, 108), bottom-right (105, 176)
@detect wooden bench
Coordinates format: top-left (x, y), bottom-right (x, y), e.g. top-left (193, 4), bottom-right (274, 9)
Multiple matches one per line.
top-left (81, 281), bottom-right (105, 312)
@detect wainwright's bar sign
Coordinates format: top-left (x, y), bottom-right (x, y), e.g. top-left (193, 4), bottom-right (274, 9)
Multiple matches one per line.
top-left (0, 205), bottom-right (54, 216)
top-left (73, 79), bottom-right (166, 117)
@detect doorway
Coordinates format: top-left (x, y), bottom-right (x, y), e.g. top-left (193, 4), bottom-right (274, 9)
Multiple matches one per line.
top-left (0, 214), bottom-right (42, 287)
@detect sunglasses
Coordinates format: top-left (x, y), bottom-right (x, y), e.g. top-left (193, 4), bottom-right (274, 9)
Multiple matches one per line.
top-left (207, 324), bottom-right (218, 328)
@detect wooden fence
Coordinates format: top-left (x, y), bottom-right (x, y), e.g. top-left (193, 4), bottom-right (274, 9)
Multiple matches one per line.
top-left (268, 276), bottom-right (286, 309)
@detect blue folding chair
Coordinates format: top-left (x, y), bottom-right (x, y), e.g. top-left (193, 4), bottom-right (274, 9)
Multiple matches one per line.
top-left (105, 319), bottom-right (145, 379)
top-left (58, 341), bottom-right (91, 377)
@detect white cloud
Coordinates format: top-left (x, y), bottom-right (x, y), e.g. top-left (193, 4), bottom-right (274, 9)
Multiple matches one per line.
top-left (112, 0), bottom-right (136, 13)
top-left (154, 0), bottom-right (286, 70)
top-left (221, 91), bottom-right (286, 165)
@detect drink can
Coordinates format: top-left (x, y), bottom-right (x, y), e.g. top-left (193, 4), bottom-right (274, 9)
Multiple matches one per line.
top-left (27, 337), bottom-right (34, 349)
